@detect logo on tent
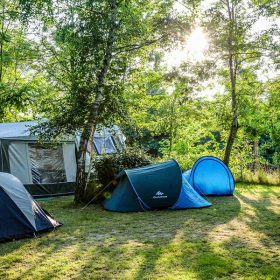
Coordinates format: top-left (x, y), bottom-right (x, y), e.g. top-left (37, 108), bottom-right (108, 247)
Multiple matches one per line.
top-left (153, 191), bottom-right (167, 199)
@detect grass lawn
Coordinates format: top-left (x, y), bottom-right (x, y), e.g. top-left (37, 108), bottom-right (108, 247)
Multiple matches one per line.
top-left (0, 183), bottom-right (279, 280)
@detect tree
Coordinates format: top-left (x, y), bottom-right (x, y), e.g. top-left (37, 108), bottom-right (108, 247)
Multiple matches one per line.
top-left (21, 0), bottom-right (187, 203)
top-left (0, 0), bottom-right (44, 121)
top-left (203, 0), bottom-right (279, 165)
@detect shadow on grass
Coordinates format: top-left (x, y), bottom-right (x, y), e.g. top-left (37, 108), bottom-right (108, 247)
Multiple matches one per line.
top-left (131, 195), bottom-right (241, 279)
top-left (237, 190), bottom-right (280, 247)
top-left (1, 190), bottom-right (279, 279)
top-left (1, 195), bottom-right (241, 278)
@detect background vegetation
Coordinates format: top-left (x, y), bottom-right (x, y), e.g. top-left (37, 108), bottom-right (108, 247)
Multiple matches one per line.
top-left (0, 0), bottom-right (279, 196)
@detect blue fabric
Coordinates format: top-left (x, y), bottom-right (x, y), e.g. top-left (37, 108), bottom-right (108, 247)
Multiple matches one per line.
top-left (182, 169), bottom-right (191, 182)
top-left (171, 177), bottom-right (211, 209)
top-left (188, 156), bottom-right (234, 195)
top-left (105, 157), bottom-right (235, 212)
top-left (126, 160), bottom-right (182, 210)
top-left (0, 187), bottom-right (60, 242)
top-left (0, 189), bottom-right (34, 242)
top-left (103, 176), bottom-right (144, 212)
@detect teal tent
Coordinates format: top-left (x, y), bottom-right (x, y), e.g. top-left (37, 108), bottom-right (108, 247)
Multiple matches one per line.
top-left (103, 160), bottom-right (211, 212)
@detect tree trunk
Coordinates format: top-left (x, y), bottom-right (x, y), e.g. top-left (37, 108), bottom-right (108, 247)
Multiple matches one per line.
top-left (0, 2), bottom-right (5, 82)
top-left (253, 138), bottom-right (260, 171)
top-left (75, 0), bottom-right (118, 203)
top-left (224, 111), bottom-right (238, 165)
top-left (223, 0), bottom-right (239, 166)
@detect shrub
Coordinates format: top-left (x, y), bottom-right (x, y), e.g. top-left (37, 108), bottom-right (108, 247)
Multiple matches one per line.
top-left (88, 147), bottom-right (152, 202)
top-left (235, 167), bottom-right (280, 186)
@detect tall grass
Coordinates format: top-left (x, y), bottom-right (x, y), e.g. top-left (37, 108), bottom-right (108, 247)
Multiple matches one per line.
top-left (235, 168), bottom-right (280, 186)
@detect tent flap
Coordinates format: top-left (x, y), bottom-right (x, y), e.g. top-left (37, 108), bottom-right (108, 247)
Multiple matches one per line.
top-left (171, 177), bottom-right (212, 209)
top-left (103, 176), bottom-right (144, 212)
top-left (104, 160), bottom-right (184, 212)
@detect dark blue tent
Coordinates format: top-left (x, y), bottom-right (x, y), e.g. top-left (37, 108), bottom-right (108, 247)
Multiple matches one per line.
top-left (184, 156), bottom-right (235, 196)
top-left (0, 172), bottom-right (61, 242)
top-left (103, 160), bottom-right (211, 212)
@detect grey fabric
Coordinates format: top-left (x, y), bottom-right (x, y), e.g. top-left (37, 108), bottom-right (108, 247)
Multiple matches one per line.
top-left (63, 143), bottom-right (77, 182)
top-left (0, 120), bottom-right (125, 151)
top-left (0, 121), bottom-right (125, 190)
top-left (0, 121), bottom-right (125, 143)
top-left (0, 121), bottom-right (39, 139)
top-left (0, 172), bottom-right (36, 229)
top-left (9, 143), bottom-right (32, 184)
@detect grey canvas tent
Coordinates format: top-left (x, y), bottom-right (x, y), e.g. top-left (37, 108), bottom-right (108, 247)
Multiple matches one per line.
top-left (0, 120), bottom-right (125, 197)
top-left (0, 172), bottom-right (61, 242)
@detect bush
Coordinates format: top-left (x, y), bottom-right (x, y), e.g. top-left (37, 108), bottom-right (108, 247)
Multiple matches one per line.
top-left (235, 167), bottom-right (280, 186)
top-left (88, 147), bottom-right (152, 202)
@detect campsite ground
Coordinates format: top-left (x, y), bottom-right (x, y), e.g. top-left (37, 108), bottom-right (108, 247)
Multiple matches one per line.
top-left (0, 183), bottom-right (279, 280)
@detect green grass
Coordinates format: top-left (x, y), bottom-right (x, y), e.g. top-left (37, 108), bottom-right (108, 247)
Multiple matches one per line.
top-left (0, 183), bottom-right (279, 280)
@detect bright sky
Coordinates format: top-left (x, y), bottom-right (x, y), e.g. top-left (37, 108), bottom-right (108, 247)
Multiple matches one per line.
top-left (164, 0), bottom-right (280, 99)
top-left (164, 27), bottom-right (209, 69)
top-left (164, 0), bottom-right (214, 69)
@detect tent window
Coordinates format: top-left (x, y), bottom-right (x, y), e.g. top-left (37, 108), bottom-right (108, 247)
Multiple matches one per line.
top-left (28, 144), bottom-right (66, 184)
top-left (112, 135), bottom-right (125, 151)
top-left (94, 137), bottom-right (117, 155)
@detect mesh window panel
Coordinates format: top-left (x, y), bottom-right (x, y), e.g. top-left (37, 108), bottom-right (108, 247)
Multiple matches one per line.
top-left (28, 144), bottom-right (66, 184)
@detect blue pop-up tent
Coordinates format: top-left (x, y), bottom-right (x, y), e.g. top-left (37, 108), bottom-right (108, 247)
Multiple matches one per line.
top-left (184, 156), bottom-right (235, 196)
top-left (103, 160), bottom-right (211, 212)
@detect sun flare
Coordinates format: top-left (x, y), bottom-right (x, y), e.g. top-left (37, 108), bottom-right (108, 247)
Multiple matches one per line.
top-left (185, 27), bottom-right (209, 60)
top-left (165, 27), bottom-right (209, 68)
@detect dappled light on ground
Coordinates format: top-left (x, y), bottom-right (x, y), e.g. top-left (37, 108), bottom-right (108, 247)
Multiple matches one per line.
top-left (0, 184), bottom-right (279, 279)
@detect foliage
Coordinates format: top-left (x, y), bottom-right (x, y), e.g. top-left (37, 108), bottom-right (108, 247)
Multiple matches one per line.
top-left (81, 146), bottom-right (152, 202)
top-left (236, 167), bottom-right (280, 186)
top-left (0, 0), bottom-right (50, 122)
top-left (94, 147), bottom-right (152, 187)
top-left (122, 0), bottom-right (280, 177)
top-left (0, 0), bottom-right (278, 192)
top-left (18, 0), bottom-right (192, 203)
top-left (21, 0), bottom-right (188, 137)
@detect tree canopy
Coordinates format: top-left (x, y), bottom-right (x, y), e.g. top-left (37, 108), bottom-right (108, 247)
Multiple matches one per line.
top-left (0, 0), bottom-right (279, 202)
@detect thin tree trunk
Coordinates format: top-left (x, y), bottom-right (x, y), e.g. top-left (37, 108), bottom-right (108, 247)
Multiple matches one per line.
top-left (224, 110), bottom-right (238, 165)
top-left (0, 2), bottom-right (5, 82)
top-left (223, 0), bottom-right (239, 166)
top-left (253, 138), bottom-right (260, 171)
top-left (75, 0), bottom-right (118, 203)
top-left (169, 95), bottom-right (176, 156)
